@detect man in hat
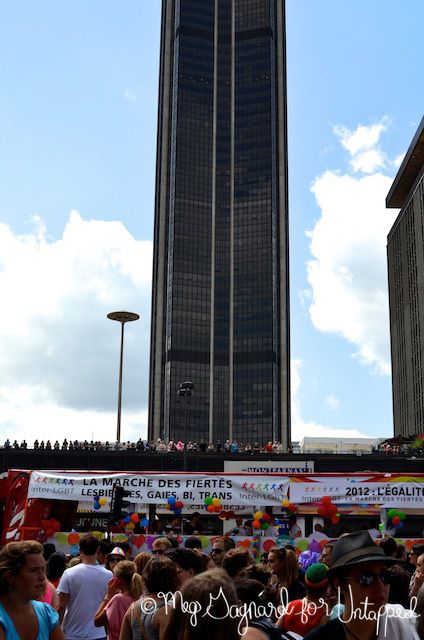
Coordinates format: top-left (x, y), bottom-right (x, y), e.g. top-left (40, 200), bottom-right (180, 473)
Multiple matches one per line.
top-left (304, 530), bottom-right (419, 640)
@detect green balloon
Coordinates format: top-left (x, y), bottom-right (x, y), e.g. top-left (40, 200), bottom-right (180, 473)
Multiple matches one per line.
top-left (398, 511), bottom-right (406, 520)
top-left (56, 533), bottom-right (68, 544)
top-left (387, 509), bottom-right (397, 519)
top-left (204, 497), bottom-right (213, 505)
top-left (199, 536), bottom-right (209, 549)
top-left (296, 539), bottom-right (308, 552)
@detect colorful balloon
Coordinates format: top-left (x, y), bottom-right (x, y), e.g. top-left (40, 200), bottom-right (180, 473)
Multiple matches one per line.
top-left (67, 532), bottom-right (79, 546)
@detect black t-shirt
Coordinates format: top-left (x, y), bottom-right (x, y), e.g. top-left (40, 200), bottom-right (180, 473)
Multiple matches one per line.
top-left (304, 618), bottom-right (347, 640)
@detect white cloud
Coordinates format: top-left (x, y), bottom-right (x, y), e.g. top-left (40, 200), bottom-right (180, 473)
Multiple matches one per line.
top-left (350, 149), bottom-right (386, 174)
top-left (306, 118), bottom-right (400, 375)
top-left (0, 211), bottom-right (152, 445)
top-left (291, 360), bottom-right (373, 441)
top-left (334, 119), bottom-right (389, 155)
top-left (298, 288), bottom-right (312, 306)
top-left (394, 152), bottom-right (405, 168)
top-left (324, 394), bottom-right (340, 410)
top-left (123, 89), bottom-right (137, 103)
top-left (333, 118), bottom-right (390, 173)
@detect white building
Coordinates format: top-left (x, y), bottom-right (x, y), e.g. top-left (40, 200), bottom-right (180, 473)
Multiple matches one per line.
top-left (300, 436), bottom-right (383, 454)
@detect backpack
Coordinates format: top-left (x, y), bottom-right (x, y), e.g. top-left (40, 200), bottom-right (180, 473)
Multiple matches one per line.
top-left (250, 618), bottom-right (302, 640)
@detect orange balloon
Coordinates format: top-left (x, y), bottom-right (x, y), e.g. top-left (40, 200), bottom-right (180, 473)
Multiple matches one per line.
top-left (239, 539), bottom-right (251, 548)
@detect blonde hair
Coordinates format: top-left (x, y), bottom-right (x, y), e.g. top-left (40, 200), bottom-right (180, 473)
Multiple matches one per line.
top-left (0, 541), bottom-right (44, 595)
top-left (134, 551), bottom-right (151, 576)
top-left (153, 537), bottom-right (172, 550)
top-left (114, 560), bottom-right (143, 600)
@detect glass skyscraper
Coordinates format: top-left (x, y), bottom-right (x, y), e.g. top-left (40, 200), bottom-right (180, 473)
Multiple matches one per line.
top-left (148, 0), bottom-right (290, 448)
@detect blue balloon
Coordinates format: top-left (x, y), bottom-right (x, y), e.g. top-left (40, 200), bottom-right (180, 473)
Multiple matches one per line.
top-left (168, 496), bottom-right (176, 506)
top-left (174, 508), bottom-right (182, 515)
top-left (141, 518), bottom-right (149, 527)
top-left (93, 503), bottom-right (101, 510)
top-left (124, 515), bottom-right (131, 524)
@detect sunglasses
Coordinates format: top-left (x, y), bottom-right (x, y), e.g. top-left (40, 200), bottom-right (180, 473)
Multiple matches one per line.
top-left (109, 557), bottom-right (123, 564)
top-left (346, 569), bottom-right (392, 586)
top-left (152, 549), bottom-right (164, 555)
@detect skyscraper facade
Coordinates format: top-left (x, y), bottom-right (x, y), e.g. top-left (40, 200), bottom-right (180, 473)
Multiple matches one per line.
top-left (386, 116), bottom-right (424, 437)
top-left (148, 0), bottom-right (290, 448)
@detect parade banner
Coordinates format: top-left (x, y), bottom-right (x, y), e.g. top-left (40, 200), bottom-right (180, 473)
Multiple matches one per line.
top-left (28, 471), bottom-right (290, 507)
top-left (290, 473), bottom-right (424, 508)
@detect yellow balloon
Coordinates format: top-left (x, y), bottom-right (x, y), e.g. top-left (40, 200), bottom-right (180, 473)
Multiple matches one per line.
top-left (253, 511), bottom-right (263, 521)
top-left (212, 498), bottom-right (221, 507)
top-left (125, 522), bottom-right (135, 530)
top-left (99, 497), bottom-right (107, 506)
top-left (282, 499), bottom-right (290, 508)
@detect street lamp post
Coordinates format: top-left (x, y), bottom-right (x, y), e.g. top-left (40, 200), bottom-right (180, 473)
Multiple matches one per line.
top-left (107, 311), bottom-right (139, 443)
top-left (177, 381), bottom-right (195, 470)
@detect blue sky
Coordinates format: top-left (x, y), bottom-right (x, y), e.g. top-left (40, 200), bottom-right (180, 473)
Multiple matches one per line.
top-left (0, 1), bottom-right (422, 445)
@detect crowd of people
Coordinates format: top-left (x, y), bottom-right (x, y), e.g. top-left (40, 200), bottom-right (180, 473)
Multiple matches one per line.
top-left (2, 437), bottom-right (412, 455)
top-left (0, 531), bottom-right (423, 639)
top-left (2, 438), bottom-right (295, 454)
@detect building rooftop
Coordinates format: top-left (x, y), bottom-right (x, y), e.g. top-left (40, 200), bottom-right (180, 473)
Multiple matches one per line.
top-left (386, 116), bottom-right (424, 208)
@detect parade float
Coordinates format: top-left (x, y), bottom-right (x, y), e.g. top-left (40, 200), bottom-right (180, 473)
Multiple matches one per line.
top-left (1, 469), bottom-right (423, 557)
